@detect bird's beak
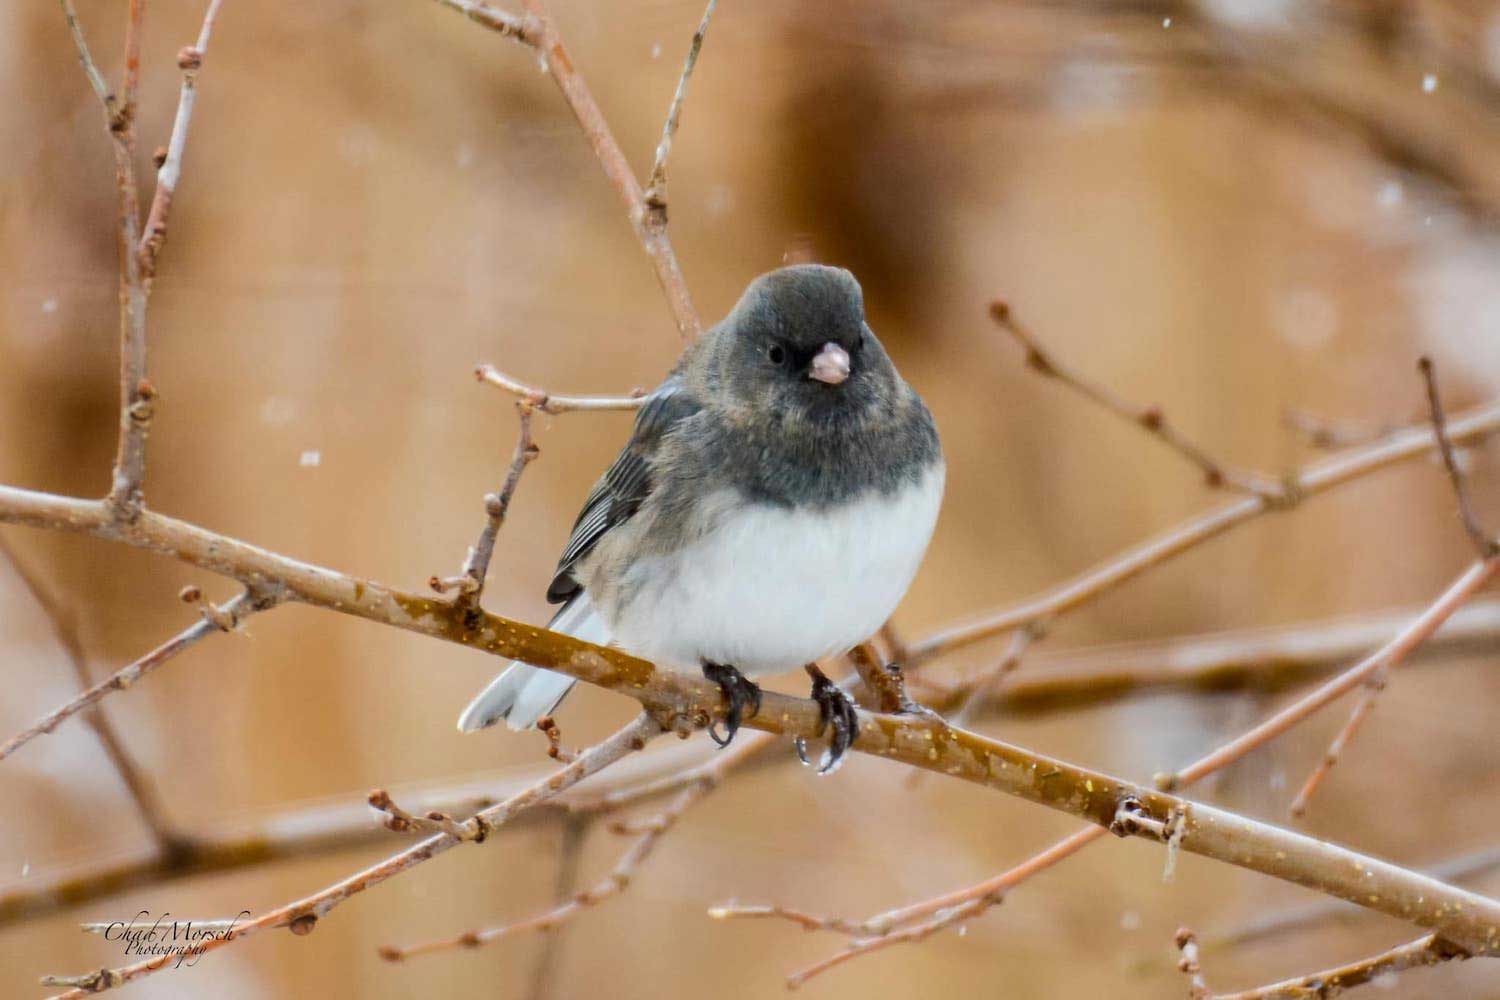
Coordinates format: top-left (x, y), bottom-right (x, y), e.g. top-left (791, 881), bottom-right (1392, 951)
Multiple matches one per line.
top-left (809, 342), bottom-right (851, 385)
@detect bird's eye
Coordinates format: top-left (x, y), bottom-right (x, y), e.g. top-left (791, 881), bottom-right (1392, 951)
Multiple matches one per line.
top-left (768, 344), bottom-right (786, 366)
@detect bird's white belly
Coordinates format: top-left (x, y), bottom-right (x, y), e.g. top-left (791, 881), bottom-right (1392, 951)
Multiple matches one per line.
top-left (609, 465), bottom-right (943, 675)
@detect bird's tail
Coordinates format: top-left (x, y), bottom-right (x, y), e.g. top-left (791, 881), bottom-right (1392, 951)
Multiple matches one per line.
top-left (455, 595), bottom-right (606, 733)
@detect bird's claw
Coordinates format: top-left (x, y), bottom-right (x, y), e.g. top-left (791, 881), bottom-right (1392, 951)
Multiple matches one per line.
top-left (795, 667), bottom-right (860, 775)
top-left (702, 662), bottom-right (761, 747)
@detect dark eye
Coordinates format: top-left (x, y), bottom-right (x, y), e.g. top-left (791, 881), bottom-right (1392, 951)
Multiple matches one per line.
top-left (767, 344), bottom-right (786, 366)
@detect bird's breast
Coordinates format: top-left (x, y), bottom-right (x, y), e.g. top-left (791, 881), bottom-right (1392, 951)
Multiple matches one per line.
top-left (604, 461), bottom-right (944, 674)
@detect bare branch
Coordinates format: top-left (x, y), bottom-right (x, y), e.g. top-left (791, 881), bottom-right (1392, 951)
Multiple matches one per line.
top-left (476, 364), bottom-right (648, 413)
top-left (432, 0), bottom-right (702, 339)
top-left (0, 534), bottom-right (179, 852)
top-left (1, 491), bottom-right (1499, 963)
top-left (1419, 357), bottom-right (1498, 557)
top-left (380, 779), bottom-right (710, 961)
top-left (43, 714), bottom-right (663, 999)
top-left (909, 400), bottom-right (1500, 662)
top-left (1175, 927), bottom-right (1212, 1000)
top-left (436, 402), bottom-right (540, 610)
top-left (643, 0), bottom-right (719, 209)
top-left (0, 588), bottom-right (272, 762)
top-left (1208, 934), bottom-right (1471, 1000)
top-left (55, 0), bottom-right (120, 126)
top-left (137, 0), bottom-right (230, 279)
top-left (913, 598), bottom-right (1500, 717)
top-left (729, 556), bottom-right (1500, 981)
top-left (0, 740), bottom-right (734, 928)
top-left (990, 300), bottom-right (1284, 499)
top-left (1208, 846), bottom-right (1500, 951)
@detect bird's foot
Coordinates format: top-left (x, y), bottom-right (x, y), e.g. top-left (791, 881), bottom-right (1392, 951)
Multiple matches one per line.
top-left (701, 661), bottom-right (762, 747)
top-left (796, 663), bottom-right (860, 775)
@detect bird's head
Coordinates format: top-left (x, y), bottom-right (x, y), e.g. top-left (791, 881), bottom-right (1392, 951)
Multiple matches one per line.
top-left (710, 264), bottom-right (900, 428)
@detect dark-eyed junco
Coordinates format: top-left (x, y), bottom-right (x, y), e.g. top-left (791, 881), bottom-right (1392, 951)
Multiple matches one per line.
top-left (458, 264), bottom-right (944, 772)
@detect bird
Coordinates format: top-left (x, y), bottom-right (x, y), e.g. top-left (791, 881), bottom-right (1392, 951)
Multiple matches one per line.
top-left (457, 264), bottom-right (944, 772)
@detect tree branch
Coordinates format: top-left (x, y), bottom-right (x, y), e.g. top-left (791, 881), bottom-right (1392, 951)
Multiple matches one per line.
top-left (909, 400), bottom-right (1500, 662)
top-left (990, 300), bottom-right (1284, 498)
top-left (4, 484), bottom-right (1497, 974)
top-left (476, 364), bottom-right (647, 413)
top-left (642, 0), bottom-right (718, 209)
top-left (43, 714), bottom-right (663, 999)
top-left (432, 0), bottom-right (702, 340)
top-left (1208, 934), bottom-right (1471, 1000)
top-left (0, 587), bottom-right (272, 761)
top-left (137, 0), bottom-right (229, 279)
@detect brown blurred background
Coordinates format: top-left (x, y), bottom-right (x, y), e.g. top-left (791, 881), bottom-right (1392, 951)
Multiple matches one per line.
top-left (3, 0), bottom-right (1499, 996)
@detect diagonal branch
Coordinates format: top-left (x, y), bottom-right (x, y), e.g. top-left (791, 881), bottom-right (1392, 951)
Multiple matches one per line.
top-left (909, 400), bottom-right (1500, 662)
top-left (0, 534), bottom-right (179, 852)
top-left (642, 0), bottom-right (719, 209)
top-left (42, 714), bottom-right (663, 999)
top-left (137, 0), bottom-right (230, 280)
top-left (430, 0), bottom-right (702, 340)
top-left (0, 588), bottom-right (273, 761)
top-left (1419, 356), bottom-right (1497, 557)
top-left (2, 487), bottom-right (1498, 967)
top-left (432, 402), bottom-right (540, 608)
top-left (990, 300), bottom-right (1285, 498)
top-left (1208, 934), bottom-right (1471, 1000)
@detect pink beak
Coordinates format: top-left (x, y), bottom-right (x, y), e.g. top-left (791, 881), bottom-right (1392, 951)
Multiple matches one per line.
top-left (809, 342), bottom-right (851, 385)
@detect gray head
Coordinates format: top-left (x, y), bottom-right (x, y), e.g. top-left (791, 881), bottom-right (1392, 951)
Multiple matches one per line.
top-left (704, 264), bottom-right (903, 429)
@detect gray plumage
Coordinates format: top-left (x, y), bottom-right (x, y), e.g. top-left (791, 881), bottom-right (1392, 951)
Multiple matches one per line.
top-left (459, 264), bottom-right (943, 733)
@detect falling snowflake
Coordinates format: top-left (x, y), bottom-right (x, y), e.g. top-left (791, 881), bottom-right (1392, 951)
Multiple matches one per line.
top-left (299, 450), bottom-right (322, 468)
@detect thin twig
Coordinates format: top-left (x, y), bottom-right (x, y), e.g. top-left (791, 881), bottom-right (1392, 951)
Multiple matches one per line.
top-left (643, 0), bottom-right (719, 209)
top-left (909, 400), bottom-right (1500, 662)
top-left (1208, 934), bottom-right (1470, 1000)
top-left (433, 0), bottom-right (701, 339)
top-left (0, 534), bottom-right (179, 851)
top-left (0, 589), bottom-right (271, 761)
top-left (1176, 927), bottom-right (1213, 999)
top-left (433, 402), bottom-right (540, 607)
top-left (138, 0), bottom-right (229, 279)
top-left (911, 598), bottom-right (1500, 716)
top-left (44, 714), bottom-right (663, 999)
top-left (381, 779), bottom-right (709, 960)
top-left (1, 739), bottom-right (736, 928)
top-left (1207, 846), bottom-right (1500, 951)
top-left (1286, 360), bottom-right (1499, 817)
top-left (990, 300), bottom-right (1285, 498)
top-left (476, 364), bottom-right (647, 413)
top-left (1419, 357), bottom-right (1498, 557)
top-left (526, 812), bottom-right (589, 1000)
top-left (55, 0), bottom-right (120, 125)
top-left (728, 556), bottom-right (1500, 983)
top-left (1284, 408), bottom-right (1405, 450)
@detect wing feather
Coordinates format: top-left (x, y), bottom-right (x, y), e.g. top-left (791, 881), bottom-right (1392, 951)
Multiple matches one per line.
top-left (546, 378), bottom-right (697, 603)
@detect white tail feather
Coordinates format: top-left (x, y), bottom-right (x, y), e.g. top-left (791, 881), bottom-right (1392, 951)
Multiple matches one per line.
top-left (456, 595), bottom-right (608, 732)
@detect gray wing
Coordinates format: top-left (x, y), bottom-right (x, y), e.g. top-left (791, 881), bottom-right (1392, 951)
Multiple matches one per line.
top-left (546, 378), bottom-right (698, 603)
